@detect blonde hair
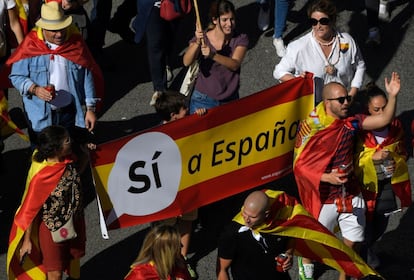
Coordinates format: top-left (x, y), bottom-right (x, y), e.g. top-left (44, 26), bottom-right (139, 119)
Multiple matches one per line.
top-left (134, 225), bottom-right (182, 279)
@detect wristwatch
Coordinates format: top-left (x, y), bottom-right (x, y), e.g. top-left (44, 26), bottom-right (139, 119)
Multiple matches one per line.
top-left (87, 106), bottom-right (96, 113)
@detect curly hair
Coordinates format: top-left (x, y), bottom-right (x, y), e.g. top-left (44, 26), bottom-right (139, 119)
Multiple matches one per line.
top-left (33, 125), bottom-right (68, 162)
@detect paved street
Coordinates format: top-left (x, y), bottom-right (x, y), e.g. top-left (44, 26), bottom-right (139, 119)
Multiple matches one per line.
top-left (1, 0), bottom-right (414, 279)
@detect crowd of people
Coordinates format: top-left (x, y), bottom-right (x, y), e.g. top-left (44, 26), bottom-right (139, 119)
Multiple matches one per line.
top-left (0, 0), bottom-right (413, 279)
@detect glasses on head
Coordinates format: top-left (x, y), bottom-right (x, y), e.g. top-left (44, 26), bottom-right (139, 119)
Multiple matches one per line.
top-left (309, 17), bottom-right (330, 26)
top-left (327, 95), bottom-right (352, 104)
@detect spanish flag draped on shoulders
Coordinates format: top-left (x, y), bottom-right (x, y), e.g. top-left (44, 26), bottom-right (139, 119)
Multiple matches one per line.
top-left (354, 118), bottom-right (412, 219)
top-left (292, 102), bottom-right (364, 219)
top-left (7, 154), bottom-right (83, 280)
top-left (233, 190), bottom-right (382, 279)
top-left (0, 25), bottom-right (104, 109)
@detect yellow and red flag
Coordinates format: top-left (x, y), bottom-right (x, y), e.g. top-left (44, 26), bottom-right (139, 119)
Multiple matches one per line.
top-left (233, 189), bottom-right (382, 279)
top-left (7, 156), bottom-right (83, 280)
top-left (355, 118), bottom-right (411, 218)
top-left (293, 102), bottom-right (341, 218)
top-left (92, 74), bottom-right (315, 229)
top-left (0, 89), bottom-right (28, 141)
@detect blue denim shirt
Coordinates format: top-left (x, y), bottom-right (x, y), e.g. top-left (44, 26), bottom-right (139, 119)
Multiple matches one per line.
top-left (10, 54), bottom-right (96, 132)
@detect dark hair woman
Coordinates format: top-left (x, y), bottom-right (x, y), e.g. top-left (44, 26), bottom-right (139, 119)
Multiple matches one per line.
top-left (7, 125), bottom-right (86, 280)
top-left (183, 0), bottom-right (249, 114)
top-left (355, 82), bottom-right (412, 269)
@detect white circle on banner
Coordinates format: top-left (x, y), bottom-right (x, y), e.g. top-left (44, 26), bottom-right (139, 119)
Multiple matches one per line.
top-left (107, 132), bottom-right (181, 217)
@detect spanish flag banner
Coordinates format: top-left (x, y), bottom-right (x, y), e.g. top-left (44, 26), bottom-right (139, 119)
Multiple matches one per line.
top-left (92, 74), bottom-right (314, 229)
top-left (233, 190), bottom-right (382, 279)
top-left (0, 89), bottom-right (28, 141)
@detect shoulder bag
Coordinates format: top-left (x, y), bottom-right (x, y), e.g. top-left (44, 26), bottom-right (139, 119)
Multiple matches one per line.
top-left (160, 0), bottom-right (192, 21)
top-left (179, 60), bottom-right (199, 96)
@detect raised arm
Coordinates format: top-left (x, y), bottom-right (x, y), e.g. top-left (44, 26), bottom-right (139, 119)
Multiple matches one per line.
top-left (362, 72), bottom-right (400, 131)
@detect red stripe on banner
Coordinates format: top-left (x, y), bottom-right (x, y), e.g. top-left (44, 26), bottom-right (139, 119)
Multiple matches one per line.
top-left (107, 152), bottom-right (293, 228)
top-left (93, 74), bottom-right (314, 166)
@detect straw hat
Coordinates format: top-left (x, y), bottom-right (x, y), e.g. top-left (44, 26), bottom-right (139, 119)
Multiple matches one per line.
top-left (35, 2), bottom-right (72, 30)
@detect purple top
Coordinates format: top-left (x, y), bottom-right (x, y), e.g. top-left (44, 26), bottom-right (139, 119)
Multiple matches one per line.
top-left (191, 32), bottom-right (249, 100)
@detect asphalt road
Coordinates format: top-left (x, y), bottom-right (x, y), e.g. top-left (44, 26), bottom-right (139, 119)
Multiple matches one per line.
top-left (1, 0), bottom-right (414, 279)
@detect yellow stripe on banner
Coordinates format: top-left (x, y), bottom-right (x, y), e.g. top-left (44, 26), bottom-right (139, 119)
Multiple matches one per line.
top-left (177, 96), bottom-right (313, 189)
top-left (94, 163), bottom-right (114, 193)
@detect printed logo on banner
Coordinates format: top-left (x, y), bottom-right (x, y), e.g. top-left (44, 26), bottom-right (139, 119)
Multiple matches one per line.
top-left (107, 132), bottom-right (181, 219)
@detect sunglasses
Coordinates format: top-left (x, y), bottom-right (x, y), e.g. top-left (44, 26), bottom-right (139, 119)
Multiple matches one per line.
top-left (327, 95), bottom-right (352, 104)
top-left (309, 17), bottom-right (330, 26)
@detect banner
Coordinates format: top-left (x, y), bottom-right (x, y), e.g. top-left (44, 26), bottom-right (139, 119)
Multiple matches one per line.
top-left (92, 74), bottom-right (314, 229)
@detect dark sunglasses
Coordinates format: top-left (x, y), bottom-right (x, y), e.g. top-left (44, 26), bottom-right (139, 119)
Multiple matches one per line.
top-left (327, 95), bottom-right (352, 104)
top-left (309, 17), bottom-right (330, 26)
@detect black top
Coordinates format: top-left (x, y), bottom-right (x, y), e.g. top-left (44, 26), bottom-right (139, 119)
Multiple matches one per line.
top-left (218, 221), bottom-right (291, 280)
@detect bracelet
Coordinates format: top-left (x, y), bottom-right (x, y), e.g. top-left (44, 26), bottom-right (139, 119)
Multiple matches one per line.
top-left (30, 85), bottom-right (38, 95)
top-left (87, 106), bottom-right (96, 113)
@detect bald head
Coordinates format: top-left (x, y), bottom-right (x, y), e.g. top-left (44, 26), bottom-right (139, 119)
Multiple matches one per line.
top-left (244, 191), bottom-right (269, 213)
top-left (322, 82), bottom-right (350, 119)
top-left (322, 82), bottom-right (347, 100)
top-left (242, 191), bottom-right (270, 228)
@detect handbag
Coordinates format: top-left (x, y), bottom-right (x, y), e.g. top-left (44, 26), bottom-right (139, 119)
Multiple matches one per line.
top-left (51, 179), bottom-right (77, 243)
top-left (160, 0), bottom-right (192, 21)
top-left (179, 60), bottom-right (199, 96)
top-left (51, 215), bottom-right (77, 243)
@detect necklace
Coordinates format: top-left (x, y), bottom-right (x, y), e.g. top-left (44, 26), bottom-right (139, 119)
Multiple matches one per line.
top-left (324, 36), bottom-right (340, 75)
top-left (316, 35), bottom-right (336, 46)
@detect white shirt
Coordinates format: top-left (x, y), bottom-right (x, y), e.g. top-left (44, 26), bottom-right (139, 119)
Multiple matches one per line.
top-left (274, 31), bottom-right (365, 102)
top-left (46, 41), bottom-right (72, 108)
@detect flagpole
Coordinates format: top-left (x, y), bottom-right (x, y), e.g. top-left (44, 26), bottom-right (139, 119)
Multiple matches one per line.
top-left (192, 0), bottom-right (204, 45)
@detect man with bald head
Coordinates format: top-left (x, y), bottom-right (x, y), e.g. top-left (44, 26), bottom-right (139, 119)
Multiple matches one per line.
top-left (293, 73), bottom-right (400, 280)
top-left (217, 190), bottom-right (293, 280)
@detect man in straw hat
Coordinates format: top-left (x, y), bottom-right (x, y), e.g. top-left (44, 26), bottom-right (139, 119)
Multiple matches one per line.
top-left (5, 1), bottom-right (103, 146)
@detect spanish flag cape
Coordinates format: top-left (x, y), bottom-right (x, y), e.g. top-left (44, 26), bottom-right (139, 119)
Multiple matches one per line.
top-left (0, 25), bottom-right (104, 110)
top-left (354, 118), bottom-right (412, 219)
top-left (293, 102), bottom-right (361, 219)
top-left (233, 190), bottom-right (382, 279)
top-left (0, 89), bottom-right (28, 141)
top-left (7, 155), bottom-right (83, 280)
